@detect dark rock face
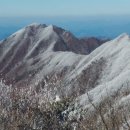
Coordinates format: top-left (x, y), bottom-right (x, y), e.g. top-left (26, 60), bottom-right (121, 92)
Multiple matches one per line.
top-left (80, 37), bottom-right (109, 53)
top-left (46, 25), bottom-right (109, 55)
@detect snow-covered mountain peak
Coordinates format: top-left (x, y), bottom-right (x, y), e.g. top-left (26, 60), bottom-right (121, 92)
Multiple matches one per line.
top-left (27, 23), bottom-right (47, 28)
top-left (44, 25), bottom-right (57, 35)
top-left (28, 23), bottom-right (41, 27)
top-left (47, 24), bottom-right (54, 29)
top-left (118, 33), bottom-right (129, 38)
top-left (115, 33), bottom-right (130, 42)
top-left (10, 23), bottom-right (47, 38)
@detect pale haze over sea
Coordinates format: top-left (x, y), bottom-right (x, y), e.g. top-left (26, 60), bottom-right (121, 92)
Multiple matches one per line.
top-left (1, 0), bottom-right (130, 40)
top-left (0, 15), bottom-right (130, 40)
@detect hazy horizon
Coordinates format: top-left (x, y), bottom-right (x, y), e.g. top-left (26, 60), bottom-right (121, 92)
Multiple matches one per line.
top-left (0, 15), bottom-right (130, 40)
top-left (0, 0), bottom-right (130, 40)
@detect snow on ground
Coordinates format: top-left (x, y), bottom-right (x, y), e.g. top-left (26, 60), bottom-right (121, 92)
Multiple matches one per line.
top-left (72, 33), bottom-right (130, 110)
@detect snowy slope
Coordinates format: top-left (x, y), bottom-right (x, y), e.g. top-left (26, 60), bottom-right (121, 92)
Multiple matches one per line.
top-left (69, 33), bottom-right (130, 114)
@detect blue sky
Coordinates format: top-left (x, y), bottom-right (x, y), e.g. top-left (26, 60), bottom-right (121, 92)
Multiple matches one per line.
top-left (0, 0), bottom-right (130, 17)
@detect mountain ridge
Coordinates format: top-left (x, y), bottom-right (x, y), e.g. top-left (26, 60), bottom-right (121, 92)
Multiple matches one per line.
top-left (0, 23), bottom-right (130, 129)
top-left (0, 23), bottom-right (109, 85)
